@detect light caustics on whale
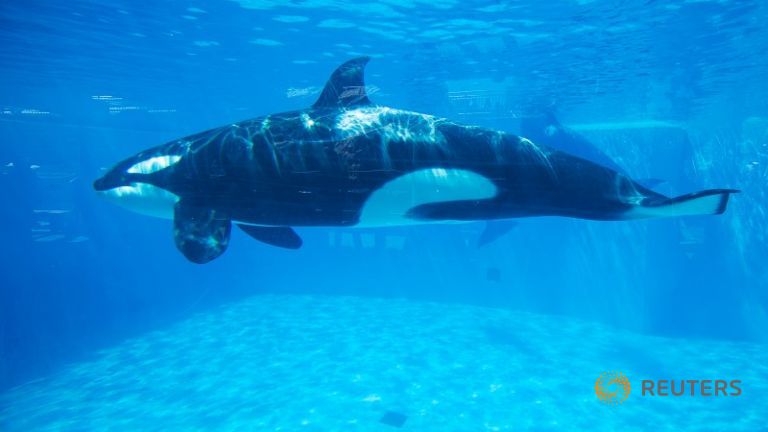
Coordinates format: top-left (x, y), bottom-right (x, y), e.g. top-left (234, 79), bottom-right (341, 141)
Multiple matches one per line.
top-left (93, 57), bottom-right (738, 264)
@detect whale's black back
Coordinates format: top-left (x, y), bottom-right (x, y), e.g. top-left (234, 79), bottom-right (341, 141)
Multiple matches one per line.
top-left (165, 105), bottom-right (634, 226)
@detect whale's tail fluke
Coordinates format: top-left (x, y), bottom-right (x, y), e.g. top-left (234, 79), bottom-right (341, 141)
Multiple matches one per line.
top-left (636, 189), bottom-right (739, 218)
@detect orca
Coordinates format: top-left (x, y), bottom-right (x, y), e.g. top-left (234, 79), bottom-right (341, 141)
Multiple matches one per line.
top-left (519, 110), bottom-right (665, 188)
top-left (520, 111), bottom-right (626, 174)
top-left (93, 57), bottom-right (738, 264)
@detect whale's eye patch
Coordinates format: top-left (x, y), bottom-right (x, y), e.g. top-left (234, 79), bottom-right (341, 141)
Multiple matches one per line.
top-left (127, 155), bottom-right (182, 174)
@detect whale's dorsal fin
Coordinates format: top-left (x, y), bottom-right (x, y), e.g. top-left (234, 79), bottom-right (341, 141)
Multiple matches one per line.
top-left (313, 57), bottom-right (372, 108)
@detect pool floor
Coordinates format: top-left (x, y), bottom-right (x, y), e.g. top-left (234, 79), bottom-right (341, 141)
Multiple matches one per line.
top-left (1, 295), bottom-right (766, 431)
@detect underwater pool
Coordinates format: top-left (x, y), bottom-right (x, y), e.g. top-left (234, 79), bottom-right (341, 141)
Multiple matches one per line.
top-left (1, 0), bottom-right (767, 430)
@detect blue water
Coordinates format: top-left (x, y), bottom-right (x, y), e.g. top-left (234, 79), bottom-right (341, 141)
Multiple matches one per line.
top-left (1, 0), bottom-right (767, 430)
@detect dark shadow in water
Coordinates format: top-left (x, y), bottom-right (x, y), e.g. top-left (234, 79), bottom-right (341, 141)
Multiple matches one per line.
top-left (483, 326), bottom-right (537, 357)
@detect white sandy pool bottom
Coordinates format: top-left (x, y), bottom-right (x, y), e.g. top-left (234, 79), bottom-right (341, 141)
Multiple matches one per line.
top-left (1, 295), bottom-right (766, 431)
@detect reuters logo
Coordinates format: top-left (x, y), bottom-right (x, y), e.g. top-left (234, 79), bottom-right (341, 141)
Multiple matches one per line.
top-left (595, 371), bottom-right (631, 405)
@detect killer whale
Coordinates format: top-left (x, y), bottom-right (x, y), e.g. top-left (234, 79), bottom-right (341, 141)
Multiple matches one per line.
top-left (94, 57), bottom-right (737, 263)
top-left (520, 110), bottom-right (626, 174)
top-left (519, 110), bottom-right (664, 188)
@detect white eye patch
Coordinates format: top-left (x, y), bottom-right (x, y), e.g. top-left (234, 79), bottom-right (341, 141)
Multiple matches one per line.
top-left (127, 155), bottom-right (182, 174)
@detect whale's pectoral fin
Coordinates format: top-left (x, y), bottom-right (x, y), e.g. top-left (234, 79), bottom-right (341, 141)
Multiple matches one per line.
top-left (237, 225), bottom-right (303, 249)
top-left (478, 220), bottom-right (519, 247)
top-left (635, 189), bottom-right (739, 218)
top-left (173, 202), bottom-right (232, 264)
top-left (313, 57), bottom-right (372, 108)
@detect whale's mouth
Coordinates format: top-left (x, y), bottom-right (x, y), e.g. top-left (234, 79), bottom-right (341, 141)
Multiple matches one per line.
top-left (93, 172), bottom-right (131, 192)
top-left (92, 176), bottom-right (112, 192)
top-left (95, 182), bottom-right (179, 220)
